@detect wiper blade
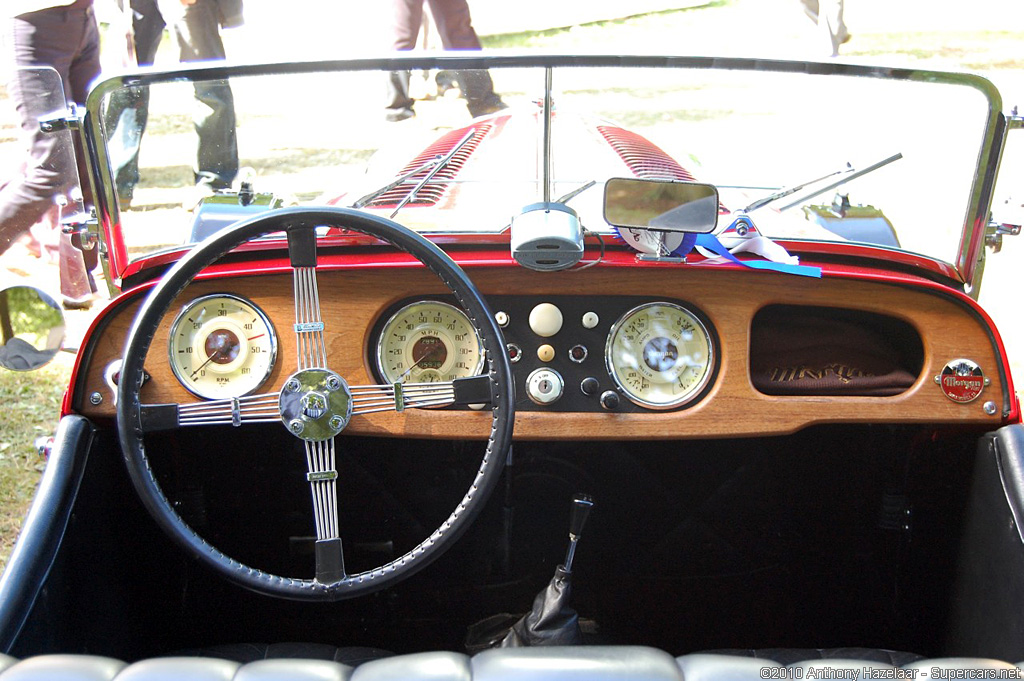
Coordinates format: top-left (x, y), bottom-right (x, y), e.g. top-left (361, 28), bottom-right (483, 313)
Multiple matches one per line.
top-left (389, 129), bottom-right (476, 218)
top-left (350, 156), bottom-right (442, 209)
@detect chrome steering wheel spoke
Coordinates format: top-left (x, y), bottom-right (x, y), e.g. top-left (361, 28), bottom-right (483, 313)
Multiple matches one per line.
top-left (138, 393), bottom-right (280, 432)
top-left (289, 226), bottom-right (327, 371)
top-left (304, 436), bottom-right (346, 583)
top-left (349, 381), bottom-right (458, 415)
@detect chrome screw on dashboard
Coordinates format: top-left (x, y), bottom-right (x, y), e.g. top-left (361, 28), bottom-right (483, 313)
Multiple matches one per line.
top-left (328, 415), bottom-right (344, 430)
top-left (286, 378), bottom-right (301, 393)
top-left (289, 419), bottom-right (305, 435)
top-left (89, 392), bottom-right (103, 405)
top-left (326, 376), bottom-right (341, 391)
top-left (983, 401), bottom-right (998, 415)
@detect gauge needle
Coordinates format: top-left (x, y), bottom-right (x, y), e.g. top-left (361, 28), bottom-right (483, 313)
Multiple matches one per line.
top-left (398, 344), bottom-right (444, 382)
top-left (247, 334), bottom-right (264, 341)
top-left (190, 346), bottom-right (224, 379)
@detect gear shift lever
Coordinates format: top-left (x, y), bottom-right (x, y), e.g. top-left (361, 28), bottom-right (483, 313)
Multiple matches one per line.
top-left (491, 493), bottom-right (595, 647)
top-left (562, 493), bottom-right (594, 574)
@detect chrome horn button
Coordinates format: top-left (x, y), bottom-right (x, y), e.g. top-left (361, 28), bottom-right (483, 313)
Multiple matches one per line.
top-left (279, 368), bottom-right (352, 441)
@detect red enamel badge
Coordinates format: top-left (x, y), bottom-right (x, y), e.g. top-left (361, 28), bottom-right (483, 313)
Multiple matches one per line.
top-left (938, 359), bottom-right (986, 403)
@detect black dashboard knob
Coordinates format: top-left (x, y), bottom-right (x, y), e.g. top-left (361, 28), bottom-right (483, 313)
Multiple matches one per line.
top-left (580, 376), bottom-right (600, 396)
top-left (600, 390), bottom-right (620, 410)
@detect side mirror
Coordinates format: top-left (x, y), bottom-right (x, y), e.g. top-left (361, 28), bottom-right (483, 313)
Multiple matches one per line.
top-left (603, 178), bottom-right (719, 233)
top-left (0, 286), bottom-right (65, 371)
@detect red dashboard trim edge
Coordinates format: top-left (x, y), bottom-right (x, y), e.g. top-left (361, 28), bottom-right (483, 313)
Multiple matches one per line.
top-left (65, 246), bottom-right (1020, 425)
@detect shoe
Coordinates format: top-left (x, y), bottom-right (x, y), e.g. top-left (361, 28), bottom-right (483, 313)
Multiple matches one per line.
top-left (468, 99), bottom-right (508, 118)
top-left (435, 70), bottom-right (459, 96)
top-left (62, 293), bottom-right (95, 310)
top-left (385, 107), bottom-right (415, 122)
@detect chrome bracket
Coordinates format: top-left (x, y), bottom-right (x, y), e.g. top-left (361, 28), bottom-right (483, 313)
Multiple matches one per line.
top-left (1006, 107), bottom-right (1024, 131)
top-left (38, 106), bottom-right (81, 133)
top-left (986, 220), bottom-right (1021, 253)
top-left (61, 210), bottom-right (100, 248)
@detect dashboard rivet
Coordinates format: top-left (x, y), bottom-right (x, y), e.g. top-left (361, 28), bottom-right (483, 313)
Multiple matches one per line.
top-left (983, 401), bottom-right (998, 416)
top-left (289, 419), bottom-right (305, 434)
top-left (89, 392), bottom-right (103, 405)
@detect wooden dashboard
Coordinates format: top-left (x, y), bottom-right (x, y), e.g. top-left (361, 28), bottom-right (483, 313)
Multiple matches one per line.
top-left (73, 264), bottom-right (1011, 440)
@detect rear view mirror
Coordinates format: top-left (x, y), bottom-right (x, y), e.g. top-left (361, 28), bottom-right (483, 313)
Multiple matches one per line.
top-left (603, 178), bottom-right (719, 233)
top-left (0, 286), bottom-right (65, 371)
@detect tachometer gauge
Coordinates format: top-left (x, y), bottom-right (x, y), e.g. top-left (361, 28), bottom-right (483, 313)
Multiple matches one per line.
top-left (606, 302), bottom-right (714, 409)
top-left (168, 294), bottom-right (277, 400)
top-left (376, 301), bottom-right (484, 384)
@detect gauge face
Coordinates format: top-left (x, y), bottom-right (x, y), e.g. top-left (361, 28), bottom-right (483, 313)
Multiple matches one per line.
top-left (605, 302), bottom-right (714, 409)
top-left (168, 294), bottom-right (277, 399)
top-left (377, 301), bottom-right (484, 384)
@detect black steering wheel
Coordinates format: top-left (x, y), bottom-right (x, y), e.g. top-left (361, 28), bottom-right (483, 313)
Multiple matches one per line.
top-left (117, 207), bottom-right (514, 601)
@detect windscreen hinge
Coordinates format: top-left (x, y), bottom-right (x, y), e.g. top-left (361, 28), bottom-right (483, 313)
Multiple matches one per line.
top-left (38, 105), bottom-right (82, 133)
top-left (986, 221), bottom-right (1021, 253)
top-left (61, 206), bottom-right (101, 250)
top-left (1006, 106), bottom-right (1024, 131)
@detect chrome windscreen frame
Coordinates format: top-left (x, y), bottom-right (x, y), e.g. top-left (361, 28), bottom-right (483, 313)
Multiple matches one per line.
top-left (80, 55), bottom-right (1007, 291)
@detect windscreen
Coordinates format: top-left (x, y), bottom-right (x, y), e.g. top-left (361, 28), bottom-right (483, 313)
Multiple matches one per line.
top-left (91, 59), bottom-right (996, 273)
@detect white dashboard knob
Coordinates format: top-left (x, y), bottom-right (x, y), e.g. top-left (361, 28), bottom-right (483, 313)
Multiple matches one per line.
top-left (529, 303), bottom-right (563, 337)
top-left (582, 311), bottom-right (599, 329)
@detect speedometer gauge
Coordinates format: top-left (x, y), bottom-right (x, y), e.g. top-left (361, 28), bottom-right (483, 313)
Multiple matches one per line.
top-left (376, 301), bottom-right (484, 384)
top-left (606, 302), bottom-right (714, 409)
top-left (168, 294), bottom-right (277, 400)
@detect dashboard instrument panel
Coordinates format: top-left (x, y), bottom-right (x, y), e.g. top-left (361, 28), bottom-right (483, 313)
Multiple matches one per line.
top-left (75, 265), bottom-right (1008, 440)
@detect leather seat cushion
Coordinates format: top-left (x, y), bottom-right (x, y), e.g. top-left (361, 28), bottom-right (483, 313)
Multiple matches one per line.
top-left (704, 647), bottom-right (925, 666)
top-left (172, 643), bottom-right (393, 667)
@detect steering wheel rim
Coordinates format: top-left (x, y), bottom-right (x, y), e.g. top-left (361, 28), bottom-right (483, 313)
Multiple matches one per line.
top-left (116, 206), bottom-right (515, 601)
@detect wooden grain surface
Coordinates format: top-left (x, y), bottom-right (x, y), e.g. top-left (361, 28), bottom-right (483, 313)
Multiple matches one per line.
top-left (75, 264), bottom-right (1010, 439)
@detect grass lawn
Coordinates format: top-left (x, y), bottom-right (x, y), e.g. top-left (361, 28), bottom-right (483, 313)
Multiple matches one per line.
top-left (0, 355), bottom-right (69, 571)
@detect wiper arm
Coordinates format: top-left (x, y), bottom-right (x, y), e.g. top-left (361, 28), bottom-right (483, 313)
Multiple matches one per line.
top-left (555, 180), bottom-right (596, 205)
top-left (742, 152), bottom-right (904, 213)
top-left (390, 129), bottom-right (476, 218)
top-left (779, 152), bottom-right (903, 211)
top-left (743, 163), bottom-right (853, 212)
